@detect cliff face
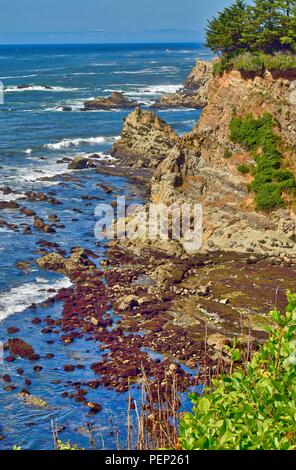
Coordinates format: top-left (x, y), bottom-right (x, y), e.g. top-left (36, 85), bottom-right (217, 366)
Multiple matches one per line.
top-left (111, 107), bottom-right (180, 169)
top-left (115, 64), bottom-right (296, 260)
top-left (152, 70), bottom-right (296, 258)
top-left (153, 60), bottom-right (214, 109)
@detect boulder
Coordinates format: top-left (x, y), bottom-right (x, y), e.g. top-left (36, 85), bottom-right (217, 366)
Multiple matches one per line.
top-left (84, 92), bottom-right (138, 111)
top-left (68, 156), bottom-right (96, 170)
top-left (8, 338), bottom-right (35, 359)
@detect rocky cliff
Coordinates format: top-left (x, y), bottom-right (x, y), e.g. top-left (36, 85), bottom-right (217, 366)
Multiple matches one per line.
top-left (114, 64), bottom-right (296, 261)
top-left (153, 60), bottom-right (214, 109)
top-left (110, 107), bottom-right (181, 168)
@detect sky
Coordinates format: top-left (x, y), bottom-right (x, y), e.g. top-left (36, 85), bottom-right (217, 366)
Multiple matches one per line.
top-left (0, 0), bottom-right (239, 44)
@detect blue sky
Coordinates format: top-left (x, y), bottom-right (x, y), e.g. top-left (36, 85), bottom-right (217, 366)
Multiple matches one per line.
top-left (0, 0), bottom-right (239, 44)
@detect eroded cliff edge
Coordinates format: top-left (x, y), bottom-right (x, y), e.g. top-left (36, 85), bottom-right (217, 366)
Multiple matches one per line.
top-left (111, 60), bottom-right (296, 261)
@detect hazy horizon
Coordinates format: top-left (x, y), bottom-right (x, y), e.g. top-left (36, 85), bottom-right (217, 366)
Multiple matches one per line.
top-left (0, 0), bottom-right (238, 45)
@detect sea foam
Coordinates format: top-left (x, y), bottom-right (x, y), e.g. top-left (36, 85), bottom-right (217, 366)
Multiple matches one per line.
top-left (0, 277), bottom-right (72, 321)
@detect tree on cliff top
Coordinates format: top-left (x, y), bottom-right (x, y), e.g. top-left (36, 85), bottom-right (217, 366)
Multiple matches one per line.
top-left (206, 0), bottom-right (296, 57)
top-left (205, 0), bottom-right (249, 56)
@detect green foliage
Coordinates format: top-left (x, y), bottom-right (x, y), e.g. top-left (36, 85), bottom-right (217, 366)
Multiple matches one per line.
top-left (230, 113), bottom-right (296, 210)
top-left (213, 53), bottom-right (296, 76)
top-left (205, 0), bottom-right (249, 56)
top-left (206, 0), bottom-right (296, 57)
top-left (57, 440), bottom-right (84, 450)
top-left (237, 164), bottom-right (251, 174)
top-left (180, 291), bottom-right (296, 450)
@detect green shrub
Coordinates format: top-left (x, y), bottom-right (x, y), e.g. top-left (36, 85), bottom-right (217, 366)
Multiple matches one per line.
top-left (231, 53), bottom-right (264, 73)
top-left (262, 54), bottom-right (296, 71)
top-left (237, 164), bottom-right (250, 174)
top-left (213, 59), bottom-right (228, 76)
top-left (213, 53), bottom-right (296, 77)
top-left (180, 291), bottom-right (296, 450)
top-left (230, 113), bottom-right (296, 210)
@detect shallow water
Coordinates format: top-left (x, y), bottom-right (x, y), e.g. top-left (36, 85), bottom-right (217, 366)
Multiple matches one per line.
top-left (0, 42), bottom-right (209, 449)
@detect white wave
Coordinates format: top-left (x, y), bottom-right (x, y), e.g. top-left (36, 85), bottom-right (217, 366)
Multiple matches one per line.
top-left (113, 69), bottom-right (159, 75)
top-left (0, 192), bottom-right (23, 201)
top-left (144, 84), bottom-right (182, 94)
top-left (105, 84), bottom-right (182, 100)
top-left (5, 85), bottom-right (80, 93)
top-left (44, 98), bottom-right (95, 112)
top-left (24, 148), bottom-right (32, 154)
top-left (0, 74), bottom-right (37, 80)
top-left (0, 277), bottom-right (72, 321)
top-left (158, 108), bottom-right (196, 113)
top-left (71, 72), bottom-right (97, 76)
top-left (45, 136), bottom-right (106, 150)
top-left (12, 161), bottom-right (69, 183)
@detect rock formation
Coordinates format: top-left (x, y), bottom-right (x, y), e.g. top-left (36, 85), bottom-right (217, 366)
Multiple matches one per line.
top-left (115, 65), bottom-right (296, 260)
top-left (68, 156), bottom-right (96, 170)
top-left (83, 92), bottom-right (139, 111)
top-left (111, 107), bottom-right (181, 168)
top-left (153, 60), bottom-right (214, 109)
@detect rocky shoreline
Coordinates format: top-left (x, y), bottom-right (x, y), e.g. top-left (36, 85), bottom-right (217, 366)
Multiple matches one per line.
top-left (1, 58), bottom-right (296, 436)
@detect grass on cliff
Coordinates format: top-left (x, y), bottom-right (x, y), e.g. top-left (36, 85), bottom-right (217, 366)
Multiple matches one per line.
top-left (229, 113), bottom-right (296, 210)
top-left (213, 53), bottom-right (296, 77)
top-left (180, 291), bottom-right (296, 450)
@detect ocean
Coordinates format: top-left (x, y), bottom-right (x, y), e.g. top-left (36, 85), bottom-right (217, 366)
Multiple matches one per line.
top-left (0, 42), bottom-right (210, 449)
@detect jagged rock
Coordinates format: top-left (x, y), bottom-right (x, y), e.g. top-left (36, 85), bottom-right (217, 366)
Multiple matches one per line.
top-left (111, 107), bottom-right (180, 168)
top-left (153, 60), bottom-right (214, 109)
top-left (84, 92), bottom-right (138, 111)
top-left (68, 156), bottom-right (96, 170)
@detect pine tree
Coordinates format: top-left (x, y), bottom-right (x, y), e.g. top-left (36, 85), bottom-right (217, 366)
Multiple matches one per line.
top-left (205, 0), bottom-right (296, 56)
top-left (205, 0), bottom-right (249, 57)
top-left (250, 0), bottom-right (288, 52)
top-left (276, 0), bottom-right (296, 51)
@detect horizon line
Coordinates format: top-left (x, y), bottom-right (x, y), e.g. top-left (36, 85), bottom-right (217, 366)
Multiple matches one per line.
top-left (0, 40), bottom-right (205, 47)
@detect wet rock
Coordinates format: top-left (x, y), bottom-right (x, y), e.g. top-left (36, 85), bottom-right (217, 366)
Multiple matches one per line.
top-left (2, 374), bottom-right (11, 383)
top-left (0, 186), bottom-right (14, 195)
top-left (4, 385), bottom-right (17, 391)
top-left (33, 366), bottom-right (43, 372)
top-left (64, 364), bottom-right (75, 372)
top-left (20, 207), bottom-right (36, 217)
top-left (0, 200), bottom-right (20, 210)
top-left (86, 402), bottom-right (102, 413)
top-left (7, 327), bottom-right (20, 334)
top-left (8, 338), bottom-right (36, 359)
top-left (84, 92), bottom-right (138, 111)
top-left (68, 156), bottom-right (96, 170)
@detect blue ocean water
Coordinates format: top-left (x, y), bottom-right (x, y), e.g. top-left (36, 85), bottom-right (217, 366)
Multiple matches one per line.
top-left (0, 43), bottom-right (210, 449)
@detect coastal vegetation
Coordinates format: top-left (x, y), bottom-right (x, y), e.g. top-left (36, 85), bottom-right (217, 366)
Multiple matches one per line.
top-left (230, 113), bottom-right (296, 210)
top-left (206, 0), bottom-right (296, 76)
top-left (180, 291), bottom-right (296, 450)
